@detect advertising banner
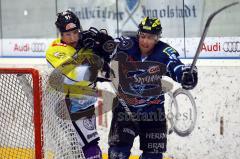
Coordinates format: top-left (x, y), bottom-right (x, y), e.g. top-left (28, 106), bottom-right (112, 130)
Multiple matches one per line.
top-left (57, 0), bottom-right (204, 37)
top-left (163, 37), bottom-right (240, 59)
top-left (0, 0), bottom-right (239, 59)
top-left (185, 37), bottom-right (240, 58)
top-left (1, 37), bottom-right (240, 58)
top-left (0, 39), bottom-right (2, 57)
top-left (2, 39), bottom-right (53, 57)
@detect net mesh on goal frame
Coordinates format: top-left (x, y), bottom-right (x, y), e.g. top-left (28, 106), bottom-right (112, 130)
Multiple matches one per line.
top-left (0, 68), bottom-right (85, 159)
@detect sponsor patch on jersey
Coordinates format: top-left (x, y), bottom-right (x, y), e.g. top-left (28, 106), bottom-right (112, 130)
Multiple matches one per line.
top-left (148, 65), bottom-right (161, 74)
top-left (163, 47), bottom-right (177, 57)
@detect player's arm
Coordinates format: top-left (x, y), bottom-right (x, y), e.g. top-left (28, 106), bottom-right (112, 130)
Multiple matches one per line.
top-left (80, 27), bottom-right (116, 78)
top-left (163, 46), bottom-right (198, 90)
top-left (46, 41), bottom-right (95, 83)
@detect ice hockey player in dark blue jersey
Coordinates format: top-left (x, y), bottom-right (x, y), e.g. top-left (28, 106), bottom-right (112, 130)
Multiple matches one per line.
top-left (108, 17), bottom-right (198, 159)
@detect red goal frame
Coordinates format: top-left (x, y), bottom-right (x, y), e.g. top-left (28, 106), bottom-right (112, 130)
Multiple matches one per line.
top-left (0, 68), bottom-right (43, 159)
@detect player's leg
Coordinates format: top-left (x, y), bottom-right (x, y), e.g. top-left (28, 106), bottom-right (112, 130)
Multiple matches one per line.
top-left (140, 152), bottom-right (163, 159)
top-left (108, 100), bottom-right (138, 159)
top-left (82, 142), bottom-right (102, 159)
top-left (72, 116), bottom-right (102, 159)
top-left (70, 103), bottom-right (102, 159)
top-left (139, 105), bottom-right (167, 159)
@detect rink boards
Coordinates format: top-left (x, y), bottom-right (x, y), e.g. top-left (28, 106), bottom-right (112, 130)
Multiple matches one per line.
top-left (1, 61), bottom-right (240, 158)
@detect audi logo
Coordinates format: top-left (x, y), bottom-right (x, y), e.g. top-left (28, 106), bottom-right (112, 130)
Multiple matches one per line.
top-left (223, 41), bottom-right (240, 52)
top-left (31, 42), bottom-right (46, 52)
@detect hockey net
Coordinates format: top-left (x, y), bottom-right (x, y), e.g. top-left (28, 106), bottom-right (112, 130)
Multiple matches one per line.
top-left (0, 68), bottom-right (85, 159)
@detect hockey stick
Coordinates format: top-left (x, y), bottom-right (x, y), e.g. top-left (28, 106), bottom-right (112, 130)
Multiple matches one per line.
top-left (190, 1), bottom-right (239, 73)
top-left (109, 80), bottom-right (140, 128)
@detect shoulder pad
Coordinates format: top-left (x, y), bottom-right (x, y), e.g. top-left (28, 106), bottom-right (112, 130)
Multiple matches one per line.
top-left (163, 46), bottom-right (178, 56)
top-left (46, 40), bottom-right (76, 68)
top-left (162, 46), bottom-right (179, 59)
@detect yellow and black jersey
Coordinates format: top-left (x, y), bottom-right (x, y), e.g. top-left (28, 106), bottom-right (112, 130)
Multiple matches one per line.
top-left (46, 38), bottom-right (102, 99)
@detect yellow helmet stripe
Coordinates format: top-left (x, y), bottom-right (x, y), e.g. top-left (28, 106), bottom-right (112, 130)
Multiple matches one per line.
top-left (152, 19), bottom-right (160, 28)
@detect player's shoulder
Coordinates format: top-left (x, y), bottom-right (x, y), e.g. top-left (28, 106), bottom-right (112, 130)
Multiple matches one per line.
top-left (46, 38), bottom-right (76, 59)
top-left (155, 41), bottom-right (179, 58)
top-left (50, 38), bottom-right (67, 47)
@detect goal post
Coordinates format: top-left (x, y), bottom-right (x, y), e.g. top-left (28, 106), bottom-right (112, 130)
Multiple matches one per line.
top-left (0, 67), bottom-right (85, 159)
top-left (0, 68), bottom-right (42, 159)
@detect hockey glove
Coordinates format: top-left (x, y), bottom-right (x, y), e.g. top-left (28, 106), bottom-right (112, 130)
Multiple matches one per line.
top-left (80, 27), bottom-right (116, 79)
top-left (80, 27), bottom-right (116, 62)
top-left (181, 65), bottom-right (198, 90)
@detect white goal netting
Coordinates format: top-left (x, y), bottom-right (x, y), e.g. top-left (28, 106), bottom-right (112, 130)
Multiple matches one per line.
top-left (0, 67), bottom-right (85, 159)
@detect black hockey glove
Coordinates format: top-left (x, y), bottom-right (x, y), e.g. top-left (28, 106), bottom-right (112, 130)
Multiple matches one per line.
top-left (80, 27), bottom-right (116, 79)
top-left (80, 27), bottom-right (116, 62)
top-left (181, 65), bottom-right (198, 90)
top-left (94, 28), bottom-right (116, 56)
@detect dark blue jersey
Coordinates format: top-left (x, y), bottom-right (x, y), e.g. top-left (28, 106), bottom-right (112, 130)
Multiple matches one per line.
top-left (115, 36), bottom-right (185, 108)
top-left (118, 36), bottom-right (184, 82)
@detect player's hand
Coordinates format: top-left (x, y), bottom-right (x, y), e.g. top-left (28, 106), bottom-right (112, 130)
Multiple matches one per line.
top-left (181, 65), bottom-right (198, 90)
top-left (81, 27), bottom-right (116, 61)
top-left (94, 28), bottom-right (116, 62)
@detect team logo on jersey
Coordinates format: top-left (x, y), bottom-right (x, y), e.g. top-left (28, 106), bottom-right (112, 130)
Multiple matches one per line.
top-left (114, 52), bottom-right (166, 98)
top-left (54, 52), bottom-right (65, 59)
